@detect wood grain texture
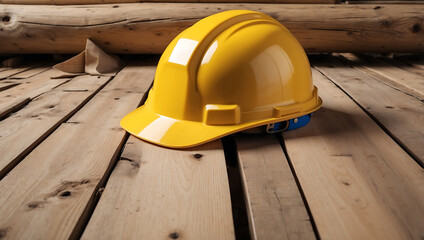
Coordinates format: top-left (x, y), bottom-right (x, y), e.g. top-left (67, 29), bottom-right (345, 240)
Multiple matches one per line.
top-left (312, 56), bottom-right (424, 166)
top-left (0, 0), bottom-right (339, 3)
top-left (235, 134), bottom-right (315, 240)
top-left (347, 0), bottom-right (424, 4)
top-left (0, 74), bottom-right (110, 178)
top-left (82, 138), bottom-right (235, 240)
top-left (0, 3), bottom-right (422, 54)
top-left (380, 55), bottom-right (424, 77)
top-left (0, 62), bottom-right (155, 239)
top-left (0, 69), bottom-right (69, 119)
top-left (10, 65), bottom-right (50, 79)
top-left (396, 54), bottom-right (424, 71)
top-left (0, 66), bottom-right (33, 79)
top-left (0, 81), bottom-right (19, 92)
top-left (282, 69), bottom-right (424, 240)
top-left (339, 53), bottom-right (424, 99)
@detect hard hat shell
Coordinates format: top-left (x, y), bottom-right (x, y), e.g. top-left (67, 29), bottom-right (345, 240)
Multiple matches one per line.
top-left (121, 10), bottom-right (322, 148)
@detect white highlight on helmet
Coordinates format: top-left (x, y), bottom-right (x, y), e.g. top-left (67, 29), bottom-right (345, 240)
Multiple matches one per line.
top-left (168, 38), bottom-right (199, 66)
top-left (201, 41), bottom-right (218, 65)
top-left (138, 116), bottom-right (177, 142)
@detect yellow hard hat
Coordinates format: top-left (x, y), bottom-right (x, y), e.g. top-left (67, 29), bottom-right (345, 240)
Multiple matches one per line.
top-left (121, 10), bottom-right (322, 148)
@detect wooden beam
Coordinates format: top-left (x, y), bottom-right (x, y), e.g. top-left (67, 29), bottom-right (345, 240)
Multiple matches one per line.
top-left (82, 138), bottom-right (235, 240)
top-left (0, 3), bottom-right (422, 54)
top-left (282, 68), bottom-right (424, 240)
top-left (0, 61), bottom-right (154, 239)
top-left (347, 1), bottom-right (424, 4)
top-left (0, 0), bottom-right (339, 4)
top-left (235, 134), bottom-right (316, 240)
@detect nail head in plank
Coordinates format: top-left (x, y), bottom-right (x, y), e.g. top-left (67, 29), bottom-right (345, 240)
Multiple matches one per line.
top-left (0, 62), bottom-right (155, 239)
top-left (235, 134), bottom-right (315, 240)
top-left (82, 137), bottom-right (235, 240)
top-left (283, 69), bottom-right (424, 240)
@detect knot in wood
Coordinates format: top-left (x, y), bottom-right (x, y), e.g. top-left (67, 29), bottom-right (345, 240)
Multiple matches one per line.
top-left (412, 23), bottom-right (421, 33)
top-left (0, 228), bottom-right (9, 239)
top-left (169, 232), bottom-right (179, 239)
top-left (60, 191), bottom-right (72, 197)
top-left (2, 16), bottom-right (10, 23)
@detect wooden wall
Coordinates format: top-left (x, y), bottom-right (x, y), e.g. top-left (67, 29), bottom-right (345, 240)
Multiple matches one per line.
top-left (0, 2), bottom-right (423, 53)
top-left (0, 0), bottom-right (340, 3)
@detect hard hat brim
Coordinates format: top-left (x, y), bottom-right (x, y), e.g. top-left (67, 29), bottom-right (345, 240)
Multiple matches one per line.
top-left (120, 97), bottom-right (322, 149)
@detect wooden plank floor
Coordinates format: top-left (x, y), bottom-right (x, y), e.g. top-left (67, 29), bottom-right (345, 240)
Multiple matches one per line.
top-left (0, 54), bottom-right (422, 240)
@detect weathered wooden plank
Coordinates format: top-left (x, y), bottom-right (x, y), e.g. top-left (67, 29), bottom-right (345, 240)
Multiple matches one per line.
top-left (0, 67), bottom-right (10, 73)
top-left (0, 0), bottom-right (339, 3)
top-left (396, 54), bottom-right (424, 71)
top-left (0, 61), bottom-right (154, 239)
top-left (0, 69), bottom-right (69, 119)
top-left (10, 65), bottom-right (50, 79)
top-left (82, 137), bottom-right (235, 240)
top-left (0, 97), bottom-right (30, 120)
top-left (381, 56), bottom-right (424, 77)
top-left (0, 74), bottom-right (111, 178)
top-left (282, 69), bottom-right (424, 240)
top-left (0, 81), bottom-right (19, 92)
top-left (338, 53), bottom-right (424, 99)
top-left (0, 66), bottom-right (33, 80)
top-left (312, 56), bottom-right (424, 166)
top-left (0, 4), bottom-right (422, 54)
top-left (235, 134), bottom-right (315, 240)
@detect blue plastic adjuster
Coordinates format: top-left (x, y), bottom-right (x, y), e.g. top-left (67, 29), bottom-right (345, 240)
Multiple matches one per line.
top-left (266, 113), bottom-right (312, 133)
top-left (286, 113), bottom-right (312, 131)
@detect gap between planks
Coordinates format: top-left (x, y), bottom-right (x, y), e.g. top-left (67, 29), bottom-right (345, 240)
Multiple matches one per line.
top-left (282, 68), bottom-right (424, 240)
top-left (81, 62), bottom-right (235, 239)
top-left (82, 138), bottom-right (235, 240)
top-left (235, 133), bottom-right (316, 240)
top-left (0, 68), bottom-right (70, 119)
top-left (0, 60), bottom-right (174, 240)
top-left (337, 53), bottom-right (424, 101)
top-left (0, 73), bottom-right (112, 179)
top-left (312, 55), bottom-right (424, 167)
